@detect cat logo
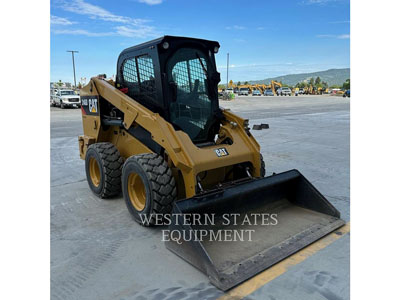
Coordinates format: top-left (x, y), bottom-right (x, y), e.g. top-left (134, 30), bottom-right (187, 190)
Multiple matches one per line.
top-left (215, 147), bottom-right (229, 157)
top-left (89, 98), bottom-right (98, 113)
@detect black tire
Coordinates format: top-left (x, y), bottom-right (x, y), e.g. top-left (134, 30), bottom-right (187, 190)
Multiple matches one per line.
top-left (122, 153), bottom-right (177, 226)
top-left (85, 143), bottom-right (124, 198)
top-left (260, 153), bottom-right (266, 177)
top-left (60, 101), bottom-right (65, 109)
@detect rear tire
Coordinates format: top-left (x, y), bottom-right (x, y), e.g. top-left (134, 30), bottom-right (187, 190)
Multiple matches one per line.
top-left (85, 143), bottom-right (124, 198)
top-left (122, 153), bottom-right (177, 226)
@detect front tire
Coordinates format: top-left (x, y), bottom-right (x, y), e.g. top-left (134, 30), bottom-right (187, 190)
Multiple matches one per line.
top-left (60, 102), bottom-right (65, 109)
top-left (122, 153), bottom-right (177, 226)
top-left (85, 143), bottom-right (124, 198)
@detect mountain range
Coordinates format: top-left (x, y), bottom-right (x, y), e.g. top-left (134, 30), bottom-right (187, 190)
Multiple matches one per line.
top-left (248, 68), bottom-right (350, 87)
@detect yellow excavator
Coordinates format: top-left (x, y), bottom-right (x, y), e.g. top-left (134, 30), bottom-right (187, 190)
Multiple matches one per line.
top-left (237, 84), bottom-right (254, 94)
top-left (228, 80), bottom-right (236, 89)
top-left (252, 84), bottom-right (267, 93)
top-left (271, 80), bottom-right (282, 95)
top-left (78, 36), bottom-right (344, 291)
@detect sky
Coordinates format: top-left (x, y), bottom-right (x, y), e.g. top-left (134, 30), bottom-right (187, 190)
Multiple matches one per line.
top-left (50, 0), bottom-right (350, 84)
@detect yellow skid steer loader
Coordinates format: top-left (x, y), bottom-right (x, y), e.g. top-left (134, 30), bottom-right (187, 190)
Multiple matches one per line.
top-left (78, 36), bottom-right (344, 291)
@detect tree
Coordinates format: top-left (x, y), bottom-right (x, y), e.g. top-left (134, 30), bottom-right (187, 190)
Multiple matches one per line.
top-left (342, 79), bottom-right (350, 90)
top-left (56, 80), bottom-right (63, 87)
top-left (309, 77), bottom-right (315, 86)
top-left (229, 80), bottom-right (234, 88)
top-left (315, 76), bottom-right (321, 85)
top-left (244, 81), bottom-right (248, 85)
top-left (218, 84), bottom-right (226, 90)
top-left (78, 83), bottom-right (82, 89)
top-left (237, 81), bottom-right (241, 86)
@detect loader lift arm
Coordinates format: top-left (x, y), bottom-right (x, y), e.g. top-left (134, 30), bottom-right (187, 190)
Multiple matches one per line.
top-left (80, 76), bottom-right (262, 198)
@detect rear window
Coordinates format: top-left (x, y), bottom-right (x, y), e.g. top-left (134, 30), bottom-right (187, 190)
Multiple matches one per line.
top-left (122, 54), bottom-right (156, 104)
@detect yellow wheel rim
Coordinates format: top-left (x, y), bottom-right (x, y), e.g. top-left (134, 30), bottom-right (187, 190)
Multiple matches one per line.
top-left (127, 173), bottom-right (146, 211)
top-left (89, 157), bottom-right (101, 187)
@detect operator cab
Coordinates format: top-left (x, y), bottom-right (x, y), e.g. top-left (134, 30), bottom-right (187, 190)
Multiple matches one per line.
top-left (116, 36), bottom-right (222, 144)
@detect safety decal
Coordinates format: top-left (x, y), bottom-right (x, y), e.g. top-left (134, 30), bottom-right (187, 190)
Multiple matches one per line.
top-left (81, 96), bottom-right (99, 115)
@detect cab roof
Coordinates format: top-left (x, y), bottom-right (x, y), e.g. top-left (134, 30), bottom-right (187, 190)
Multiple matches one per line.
top-left (119, 35), bottom-right (220, 57)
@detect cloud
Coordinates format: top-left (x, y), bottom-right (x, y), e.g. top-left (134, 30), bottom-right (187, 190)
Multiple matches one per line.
top-left (226, 25), bottom-right (246, 30)
top-left (138, 0), bottom-right (163, 5)
top-left (337, 34), bottom-right (350, 39)
top-left (317, 34), bottom-right (350, 39)
top-left (57, 0), bottom-right (158, 38)
top-left (52, 29), bottom-right (113, 37)
top-left (61, 0), bottom-right (136, 23)
top-left (115, 25), bottom-right (158, 38)
top-left (52, 25), bottom-right (158, 38)
top-left (51, 15), bottom-right (76, 25)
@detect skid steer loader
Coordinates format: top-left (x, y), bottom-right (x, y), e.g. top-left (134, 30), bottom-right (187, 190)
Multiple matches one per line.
top-left (78, 36), bottom-right (344, 291)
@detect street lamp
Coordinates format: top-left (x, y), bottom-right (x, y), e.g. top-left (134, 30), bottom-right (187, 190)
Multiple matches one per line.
top-left (67, 50), bottom-right (79, 89)
top-left (226, 53), bottom-right (229, 89)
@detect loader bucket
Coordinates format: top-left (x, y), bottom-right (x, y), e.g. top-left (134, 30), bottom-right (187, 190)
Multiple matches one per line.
top-left (165, 169), bottom-right (345, 291)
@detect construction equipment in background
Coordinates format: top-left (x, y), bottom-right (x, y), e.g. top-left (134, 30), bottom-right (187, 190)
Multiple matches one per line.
top-left (228, 80), bottom-right (236, 90)
top-left (304, 84), bottom-right (315, 95)
top-left (238, 84), bottom-right (267, 95)
top-left (252, 84), bottom-right (267, 94)
top-left (238, 84), bottom-right (254, 94)
top-left (78, 36), bottom-right (345, 291)
top-left (271, 80), bottom-right (282, 95)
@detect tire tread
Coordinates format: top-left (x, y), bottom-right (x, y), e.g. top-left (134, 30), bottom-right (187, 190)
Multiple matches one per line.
top-left (87, 143), bottom-right (124, 198)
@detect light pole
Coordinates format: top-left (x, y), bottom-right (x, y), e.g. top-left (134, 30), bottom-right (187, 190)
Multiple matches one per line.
top-left (67, 50), bottom-right (79, 89)
top-left (226, 53), bottom-right (229, 90)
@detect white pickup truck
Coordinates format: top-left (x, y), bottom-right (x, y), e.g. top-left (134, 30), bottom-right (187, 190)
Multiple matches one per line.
top-left (238, 87), bottom-right (249, 96)
top-left (53, 90), bottom-right (81, 108)
top-left (280, 87), bottom-right (292, 96)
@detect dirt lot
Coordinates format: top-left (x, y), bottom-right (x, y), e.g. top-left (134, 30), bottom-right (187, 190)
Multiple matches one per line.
top-left (51, 95), bottom-right (350, 300)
